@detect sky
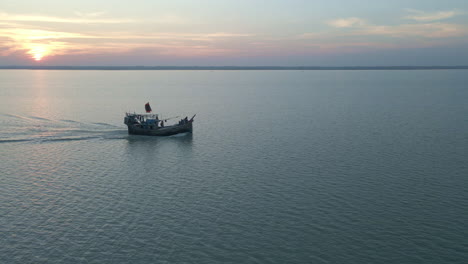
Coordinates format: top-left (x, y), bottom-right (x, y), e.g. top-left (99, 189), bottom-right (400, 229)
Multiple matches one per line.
top-left (1, 0), bottom-right (468, 66)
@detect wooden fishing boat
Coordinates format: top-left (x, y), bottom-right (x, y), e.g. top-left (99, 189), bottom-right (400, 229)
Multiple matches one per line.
top-left (124, 103), bottom-right (195, 136)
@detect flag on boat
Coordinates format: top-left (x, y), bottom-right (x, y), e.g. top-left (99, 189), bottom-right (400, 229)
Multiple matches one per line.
top-left (145, 102), bottom-right (152, 113)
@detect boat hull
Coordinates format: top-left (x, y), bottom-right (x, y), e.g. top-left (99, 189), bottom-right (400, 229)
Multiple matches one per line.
top-left (127, 122), bottom-right (192, 136)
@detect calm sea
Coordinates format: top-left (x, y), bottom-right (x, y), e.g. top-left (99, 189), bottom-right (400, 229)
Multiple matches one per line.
top-left (1, 70), bottom-right (467, 263)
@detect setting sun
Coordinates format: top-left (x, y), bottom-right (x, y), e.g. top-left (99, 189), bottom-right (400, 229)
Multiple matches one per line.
top-left (28, 45), bottom-right (48, 62)
top-left (33, 53), bottom-right (43, 61)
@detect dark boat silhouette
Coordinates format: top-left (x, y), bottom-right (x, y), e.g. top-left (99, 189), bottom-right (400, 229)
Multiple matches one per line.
top-left (124, 103), bottom-right (195, 136)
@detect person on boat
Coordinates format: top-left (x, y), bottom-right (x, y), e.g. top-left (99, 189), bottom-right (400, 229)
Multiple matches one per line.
top-left (184, 117), bottom-right (188, 124)
top-left (160, 120), bottom-right (164, 127)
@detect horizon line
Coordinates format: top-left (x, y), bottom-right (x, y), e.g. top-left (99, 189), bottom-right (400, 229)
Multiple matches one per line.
top-left (1, 65), bottom-right (468, 70)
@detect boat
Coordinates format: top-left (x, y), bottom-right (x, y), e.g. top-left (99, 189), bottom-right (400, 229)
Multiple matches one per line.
top-left (124, 103), bottom-right (195, 136)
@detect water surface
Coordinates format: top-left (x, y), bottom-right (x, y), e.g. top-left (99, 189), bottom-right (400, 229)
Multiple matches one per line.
top-left (1, 70), bottom-right (467, 263)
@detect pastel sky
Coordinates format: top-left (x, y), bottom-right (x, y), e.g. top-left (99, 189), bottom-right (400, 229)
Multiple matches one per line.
top-left (1, 0), bottom-right (468, 66)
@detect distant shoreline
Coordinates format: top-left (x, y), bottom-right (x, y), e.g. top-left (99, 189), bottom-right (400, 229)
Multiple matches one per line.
top-left (1, 66), bottom-right (468, 70)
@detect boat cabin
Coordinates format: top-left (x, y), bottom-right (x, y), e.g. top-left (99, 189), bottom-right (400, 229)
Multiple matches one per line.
top-left (124, 113), bottom-right (161, 129)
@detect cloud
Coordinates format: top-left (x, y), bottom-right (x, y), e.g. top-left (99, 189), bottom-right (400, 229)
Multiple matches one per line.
top-left (0, 15), bottom-right (255, 61)
top-left (325, 12), bottom-right (468, 39)
top-left (0, 28), bottom-right (92, 40)
top-left (357, 23), bottom-right (467, 38)
top-left (327, 17), bottom-right (366, 28)
top-left (0, 11), bottom-right (238, 60)
top-left (297, 33), bottom-right (319, 39)
top-left (299, 13), bottom-right (468, 55)
top-left (404, 9), bottom-right (463, 22)
top-left (0, 12), bottom-right (134, 24)
top-left (74, 11), bottom-right (108, 18)
top-left (149, 14), bottom-right (187, 25)
top-left (0, 11), bottom-right (191, 26)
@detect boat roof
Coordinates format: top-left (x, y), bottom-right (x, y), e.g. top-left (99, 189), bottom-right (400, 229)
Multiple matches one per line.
top-left (126, 112), bottom-right (158, 116)
top-left (126, 112), bottom-right (159, 118)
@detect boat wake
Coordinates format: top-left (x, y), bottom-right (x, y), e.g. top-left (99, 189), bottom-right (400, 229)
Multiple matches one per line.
top-left (169, 132), bottom-right (191, 137)
top-left (0, 113), bottom-right (128, 144)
